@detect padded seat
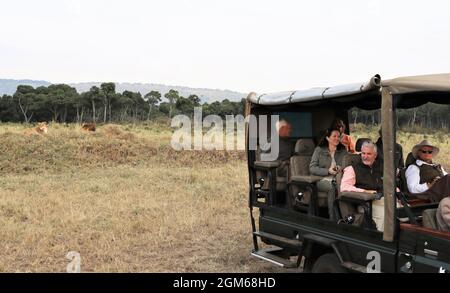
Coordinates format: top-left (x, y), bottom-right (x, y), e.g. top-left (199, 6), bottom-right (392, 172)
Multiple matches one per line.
top-left (355, 138), bottom-right (371, 152)
top-left (422, 209), bottom-right (438, 230)
top-left (254, 161), bottom-right (282, 169)
top-left (340, 191), bottom-right (378, 201)
top-left (288, 139), bottom-right (319, 210)
top-left (405, 152), bottom-right (415, 168)
top-left (253, 160), bottom-right (287, 191)
top-left (288, 139), bottom-right (336, 214)
top-left (398, 152), bottom-right (416, 194)
top-left (291, 175), bottom-right (322, 184)
top-left (276, 175), bottom-right (287, 191)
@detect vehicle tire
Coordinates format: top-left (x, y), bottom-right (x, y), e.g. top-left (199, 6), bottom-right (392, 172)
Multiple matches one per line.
top-left (311, 253), bottom-right (347, 273)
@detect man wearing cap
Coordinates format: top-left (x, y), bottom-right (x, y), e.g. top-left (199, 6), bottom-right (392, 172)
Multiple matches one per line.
top-left (405, 140), bottom-right (450, 202)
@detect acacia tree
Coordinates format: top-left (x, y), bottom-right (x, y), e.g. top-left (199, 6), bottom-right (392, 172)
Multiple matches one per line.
top-left (13, 85), bottom-right (36, 123)
top-left (42, 84), bottom-right (78, 122)
top-left (175, 94), bottom-right (200, 117)
top-left (133, 92), bottom-right (147, 121)
top-left (121, 91), bottom-right (136, 121)
top-left (86, 86), bottom-right (102, 123)
top-left (144, 91), bottom-right (161, 120)
top-left (0, 94), bottom-right (20, 122)
top-left (61, 86), bottom-right (79, 123)
top-left (74, 91), bottom-right (91, 123)
top-left (164, 89), bottom-right (179, 118)
top-left (100, 82), bottom-right (116, 123)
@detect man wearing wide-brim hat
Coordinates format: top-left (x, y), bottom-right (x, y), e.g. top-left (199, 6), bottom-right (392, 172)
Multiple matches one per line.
top-left (405, 140), bottom-right (449, 202)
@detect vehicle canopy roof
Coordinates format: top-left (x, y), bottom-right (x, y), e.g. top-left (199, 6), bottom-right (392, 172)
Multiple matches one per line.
top-left (247, 73), bottom-right (450, 110)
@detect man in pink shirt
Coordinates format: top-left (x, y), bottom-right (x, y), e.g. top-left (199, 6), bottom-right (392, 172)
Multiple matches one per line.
top-left (339, 141), bottom-right (385, 230)
top-left (341, 141), bottom-right (383, 194)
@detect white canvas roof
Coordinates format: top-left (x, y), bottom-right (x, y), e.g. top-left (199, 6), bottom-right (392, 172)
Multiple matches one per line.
top-left (382, 73), bottom-right (450, 94)
top-left (247, 73), bottom-right (450, 106)
top-left (247, 75), bottom-right (381, 105)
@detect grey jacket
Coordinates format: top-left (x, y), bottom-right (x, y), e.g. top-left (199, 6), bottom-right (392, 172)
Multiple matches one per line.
top-left (309, 146), bottom-right (347, 176)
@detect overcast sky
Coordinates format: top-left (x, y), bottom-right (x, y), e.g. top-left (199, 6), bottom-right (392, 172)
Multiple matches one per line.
top-left (1, 0), bottom-right (450, 93)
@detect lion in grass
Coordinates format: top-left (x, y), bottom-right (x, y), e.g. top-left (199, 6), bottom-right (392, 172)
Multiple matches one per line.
top-left (81, 123), bottom-right (96, 132)
top-left (24, 122), bottom-right (48, 135)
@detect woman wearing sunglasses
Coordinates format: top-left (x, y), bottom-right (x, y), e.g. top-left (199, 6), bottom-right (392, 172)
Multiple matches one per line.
top-left (405, 140), bottom-right (449, 202)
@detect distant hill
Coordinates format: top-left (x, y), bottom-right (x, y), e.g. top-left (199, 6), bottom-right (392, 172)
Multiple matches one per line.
top-left (0, 79), bottom-right (51, 95)
top-left (0, 79), bottom-right (246, 103)
top-left (69, 82), bottom-right (246, 103)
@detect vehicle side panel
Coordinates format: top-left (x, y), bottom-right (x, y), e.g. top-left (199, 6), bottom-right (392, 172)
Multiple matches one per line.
top-left (259, 207), bottom-right (398, 273)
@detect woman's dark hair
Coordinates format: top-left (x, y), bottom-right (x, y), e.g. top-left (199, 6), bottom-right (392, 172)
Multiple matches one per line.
top-left (318, 127), bottom-right (345, 150)
top-left (331, 118), bottom-right (346, 133)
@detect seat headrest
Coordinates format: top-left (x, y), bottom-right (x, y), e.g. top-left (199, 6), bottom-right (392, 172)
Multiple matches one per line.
top-left (422, 208), bottom-right (438, 230)
top-left (405, 152), bottom-right (415, 168)
top-left (355, 138), bottom-right (372, 152)
top-left (294, 139), bottom-right (315, 155)
top-left (342, 153), bottom-right (361, 168)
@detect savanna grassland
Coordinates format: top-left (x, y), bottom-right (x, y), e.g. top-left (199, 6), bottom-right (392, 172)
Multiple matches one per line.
top-left (0, 122), bottom-right (282, 272)
top-left (0, 122), bottom-right (448, 272)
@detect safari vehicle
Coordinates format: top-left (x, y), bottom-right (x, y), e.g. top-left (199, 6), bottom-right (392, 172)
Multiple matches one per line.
top-left (246, 74), bottom-right (450, 273)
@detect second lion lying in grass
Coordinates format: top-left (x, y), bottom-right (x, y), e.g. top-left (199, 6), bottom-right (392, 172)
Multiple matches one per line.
top-left (81, 123), bottom-right (96, 132)
top-left (24, 122), bottom-right (48, 135)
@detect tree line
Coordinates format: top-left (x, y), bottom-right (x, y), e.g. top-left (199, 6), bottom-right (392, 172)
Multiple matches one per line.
top-left (349, 105), bottom-right (449, 131)
top-left (1, 83), bottom-right (447, 130)
top-left (0, 83), bottom-right (246, 123)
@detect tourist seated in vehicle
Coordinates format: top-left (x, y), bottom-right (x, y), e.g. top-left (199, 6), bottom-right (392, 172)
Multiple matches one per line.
top-left (309, 128), bottom-right (347, 218)
top-left (310, 128), bottom-right (347, 177)
top-left (339, 140), bottom-right (385, 229)
top-left (331, 118), bottom-right (356, 153)
top-left (258, 119), bottom-right (295, 190)
top-left (269, 119), bottom-right (295, 177)
top-left (340, 141), bottom-right (383, 195)
top-left (405, 140), bottom-right (450, 203)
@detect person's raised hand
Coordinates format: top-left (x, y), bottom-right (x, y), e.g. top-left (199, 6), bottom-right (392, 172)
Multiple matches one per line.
top-left (328, 167), bottom-right (337, 175)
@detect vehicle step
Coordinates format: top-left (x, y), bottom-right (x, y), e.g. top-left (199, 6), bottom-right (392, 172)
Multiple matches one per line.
top-left (253, 231), bottom-right (302, 249)
top-left (342, 262), bottom-right (368, 273)
top-left (251, 249), bottom-right (297, 268)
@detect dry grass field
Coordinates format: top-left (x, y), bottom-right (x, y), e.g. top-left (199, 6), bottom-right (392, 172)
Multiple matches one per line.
top-left (0, 122), bottom-right (282, 272)
top-left (0, 122), bottom-right (448, 272)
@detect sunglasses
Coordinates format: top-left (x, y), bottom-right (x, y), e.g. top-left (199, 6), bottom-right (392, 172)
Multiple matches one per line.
top-left (420, 150), bottom-right (433, 154)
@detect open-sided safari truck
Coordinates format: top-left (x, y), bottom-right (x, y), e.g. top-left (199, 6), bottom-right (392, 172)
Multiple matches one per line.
top-left (246, 74), bottom-right (450, 273)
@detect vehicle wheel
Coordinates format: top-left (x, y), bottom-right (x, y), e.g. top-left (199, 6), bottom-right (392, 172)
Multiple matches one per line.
top-left (311, 253), bottom-right (347, 273)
